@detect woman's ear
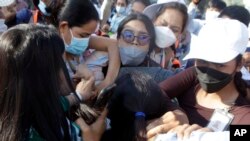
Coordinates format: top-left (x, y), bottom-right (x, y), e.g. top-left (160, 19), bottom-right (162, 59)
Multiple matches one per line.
top-left (59, 21), bottom-right (69, 35)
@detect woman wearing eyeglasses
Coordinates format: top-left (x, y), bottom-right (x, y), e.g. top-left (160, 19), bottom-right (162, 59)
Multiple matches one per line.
top-left (115, 12), bottom-right (189, 139)
top-left (117, 12), bottom-right (178, 68)
top-left (116, 13), bottom-right (159, 67)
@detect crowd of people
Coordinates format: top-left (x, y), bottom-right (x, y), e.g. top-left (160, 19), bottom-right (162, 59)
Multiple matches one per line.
top-left (1, 0), bottom-right (250, 141)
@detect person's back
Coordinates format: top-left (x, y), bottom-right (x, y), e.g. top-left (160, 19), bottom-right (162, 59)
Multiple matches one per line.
top-left (101, 72), bottom-right (171, 141)
top-left (0, 24), bottom-right (76, 141)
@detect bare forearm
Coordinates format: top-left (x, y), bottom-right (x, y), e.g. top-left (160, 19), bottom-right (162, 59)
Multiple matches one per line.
top-left (105, 45), bottom-right (120, 83)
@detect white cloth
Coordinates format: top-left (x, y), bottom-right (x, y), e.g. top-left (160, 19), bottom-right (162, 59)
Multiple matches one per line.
top-left (241, 67), bottom-right (250, 80)
top-left (188, 2), bottom-right (198, 19)
top-left (154, 131), bottom-right (229, 141)
top-left (84, 50), bottom-right (108, 85)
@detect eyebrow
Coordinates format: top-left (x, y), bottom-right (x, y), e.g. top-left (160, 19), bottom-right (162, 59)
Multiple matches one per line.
top-left (162, 19), bottom-right (181, 31)
top-left (123, 26), bottom-right (148, 34)
top-left (78, 32), bottom-right (91, 37)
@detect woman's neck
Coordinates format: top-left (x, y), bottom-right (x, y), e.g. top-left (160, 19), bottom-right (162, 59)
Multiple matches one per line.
top-left (64, 52), bottom-right (79, 61)
top-left (196, 80), bottom-right (239, 109)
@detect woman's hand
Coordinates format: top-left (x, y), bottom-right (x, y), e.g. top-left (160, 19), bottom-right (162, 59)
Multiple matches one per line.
top-left (168, 124), bottom-right (212, 140)
top-left (73, 63), bottom-right (93, 80)
top-left (95, 79), bottom-right (111, 93)
top-left (75, 77), bottom-right (97, 102)
top-left (75, 108), bottom-right (108, 141)
top-left (74, 63), bottom-right (96, 101)
top-left (146, 109), bottom-right (189, 139)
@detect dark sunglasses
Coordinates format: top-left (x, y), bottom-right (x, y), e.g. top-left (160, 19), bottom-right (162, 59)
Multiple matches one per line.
top-left (121, 29), bottom-right (150, 46)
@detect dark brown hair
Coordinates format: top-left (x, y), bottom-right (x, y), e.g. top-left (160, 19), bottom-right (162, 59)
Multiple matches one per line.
top-left (106, 72), bottom-right (169, 141)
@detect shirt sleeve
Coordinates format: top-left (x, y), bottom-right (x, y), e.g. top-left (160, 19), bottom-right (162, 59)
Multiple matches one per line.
top-left (159, 67), bottom-right (197, 99)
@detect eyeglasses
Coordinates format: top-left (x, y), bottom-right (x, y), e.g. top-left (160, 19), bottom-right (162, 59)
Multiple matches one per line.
top-left (121, 29), bottom-right (150, 46)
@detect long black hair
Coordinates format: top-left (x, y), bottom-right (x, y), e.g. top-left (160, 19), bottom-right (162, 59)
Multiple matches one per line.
top-left (235, 55), bottom-right (248, 97)
top-left (106, 72), bottom-right (169, 141)
top-left (0, 24), bottom-right (73, 141)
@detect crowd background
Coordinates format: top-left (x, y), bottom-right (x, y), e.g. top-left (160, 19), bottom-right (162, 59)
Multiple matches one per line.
top-left (1, 0), bottom-right (250, 141)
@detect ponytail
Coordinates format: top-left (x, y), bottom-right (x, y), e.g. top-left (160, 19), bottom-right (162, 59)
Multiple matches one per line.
top-left (234, 55), bottom-right (247, 97)
top-left (234, 71), bottom-right (247, 97)
top-left (134, 112), bottom-right (147, 141)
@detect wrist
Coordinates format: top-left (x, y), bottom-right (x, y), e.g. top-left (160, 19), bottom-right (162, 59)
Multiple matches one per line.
top-left (71, 92), bottom-right (83, 103)
top-left (75, 91), bottom-right (83, 101)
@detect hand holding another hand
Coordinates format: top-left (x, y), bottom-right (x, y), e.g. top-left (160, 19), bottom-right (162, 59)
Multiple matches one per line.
top-left (146, 109), bottom-right (189, 139)
top-left (75, 108), bottom-right (108, 141)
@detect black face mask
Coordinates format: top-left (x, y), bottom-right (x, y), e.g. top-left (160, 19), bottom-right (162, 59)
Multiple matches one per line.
top-left (195, 66), bottom-right (233, 93)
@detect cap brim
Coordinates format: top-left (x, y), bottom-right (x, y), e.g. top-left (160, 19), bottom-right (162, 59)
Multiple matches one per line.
top-left (143, 3), bottom-right (163, 20)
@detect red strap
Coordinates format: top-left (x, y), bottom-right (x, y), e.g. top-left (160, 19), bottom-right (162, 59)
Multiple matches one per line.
top-left (33, 10), bottom-right (39, 24)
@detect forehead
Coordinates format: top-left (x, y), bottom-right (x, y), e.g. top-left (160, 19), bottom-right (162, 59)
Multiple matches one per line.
top-left (123, 20), bottom-right (148, 33)
top-left (132, 1), bottom-right (146, 9)
top-left (155, 8), bottom-right (184, 29)
top-left (117, 0), bottom-right (126, 4)
top-left (71, 20), bottom-right (98, 34)
top-left (244, 52), bottom-right (250, 58)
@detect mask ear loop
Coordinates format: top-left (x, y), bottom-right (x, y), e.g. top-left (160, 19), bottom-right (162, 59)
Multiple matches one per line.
top-left (175, 34), bottom-right (182, 49)
top-left (61, 32), bottom-right (70, 47)
top-left (160, 49), bottom-right (166, 68)
top-left (69, 29), bottom-right (75, 39)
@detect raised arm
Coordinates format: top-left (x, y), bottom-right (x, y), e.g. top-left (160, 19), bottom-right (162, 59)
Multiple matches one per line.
top-left (89, 36), bottom-right (120, 91)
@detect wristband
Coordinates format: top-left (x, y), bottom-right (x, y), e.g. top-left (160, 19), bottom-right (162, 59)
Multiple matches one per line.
top-left (75, 91), bottom-right (83, 101)
top-left (70, 92), bottom-right (82, 103)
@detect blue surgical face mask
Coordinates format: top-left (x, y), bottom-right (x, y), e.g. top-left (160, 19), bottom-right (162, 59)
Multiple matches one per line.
top-left (119, 46), bottom-right (148, 66)
top-left (64, 29), bottom-right (90, 56)
top-left (38, 0), bottom-right (51, 16)
top-left (116, 6), bottom-right (126, 15)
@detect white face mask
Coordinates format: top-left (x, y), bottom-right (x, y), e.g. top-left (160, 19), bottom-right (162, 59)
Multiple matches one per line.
top-left (119, 46), bottom-right (148, 66)
top-left (116, 6), bottom-right (126, 14)
top-left (205, 10), bottom-right (220, 21)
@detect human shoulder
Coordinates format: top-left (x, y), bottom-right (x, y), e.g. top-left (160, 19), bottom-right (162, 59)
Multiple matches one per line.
top-left (231, 105), bottom-right (250, 124)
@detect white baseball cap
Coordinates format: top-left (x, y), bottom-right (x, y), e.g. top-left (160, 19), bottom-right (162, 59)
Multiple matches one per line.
top-left (155, 26), bottom-right (176, 48)
top-left (0, 0), bottom-right (15, 7)
top-left (183, 18), bottom-right (249, 63)
top-left (143, 0), bottom-right (186, 20)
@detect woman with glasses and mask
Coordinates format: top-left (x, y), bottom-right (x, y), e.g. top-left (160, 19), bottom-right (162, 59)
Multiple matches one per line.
top-left (117, 13), bottom-right (157, 67)
top-left (117, 12), bottom-right (176, 67)
top-left (116, 12), bottom-right (189, 139)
